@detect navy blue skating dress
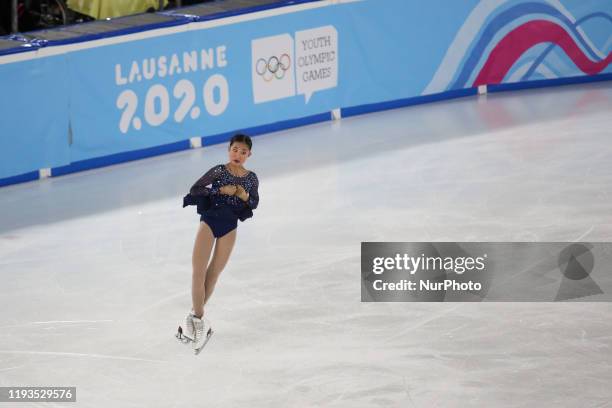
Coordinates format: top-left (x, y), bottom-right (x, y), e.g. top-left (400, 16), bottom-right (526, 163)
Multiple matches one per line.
top-left (183, 164), bottom-right (259, 238)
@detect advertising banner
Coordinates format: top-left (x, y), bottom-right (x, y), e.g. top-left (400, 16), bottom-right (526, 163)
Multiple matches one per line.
top-left (0, 56), bottom-right (70, 178)
top-left (0, 0), bottom-right (610, 180)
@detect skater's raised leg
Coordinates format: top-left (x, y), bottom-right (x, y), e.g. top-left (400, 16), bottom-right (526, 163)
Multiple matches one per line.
top-left (192, 221), bottom-right (215, 318)
top-left (203, 228), bottom-right (237, 306)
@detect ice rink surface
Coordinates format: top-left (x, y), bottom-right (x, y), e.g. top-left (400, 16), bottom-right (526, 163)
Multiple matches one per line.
top-left (1, 82), bottom-right (611, 407)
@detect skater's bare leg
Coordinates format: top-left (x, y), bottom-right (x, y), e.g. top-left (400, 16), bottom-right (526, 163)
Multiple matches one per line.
top-left (203, 228), bottom-right (237, 306)
top-left (192, 222), bottom-right (215, 318)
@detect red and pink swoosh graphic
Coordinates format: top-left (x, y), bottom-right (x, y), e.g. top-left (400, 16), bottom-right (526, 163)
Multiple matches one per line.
top-left (474, 20), bottom-right (612, 86)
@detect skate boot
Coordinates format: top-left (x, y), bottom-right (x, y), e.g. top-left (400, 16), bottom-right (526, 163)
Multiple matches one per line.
top-left (183, 310), bottom-right (196, 340)
top-left (191, 315), bottom-right (213, 354)
top-left (176, 310), bottom-right (196, 343)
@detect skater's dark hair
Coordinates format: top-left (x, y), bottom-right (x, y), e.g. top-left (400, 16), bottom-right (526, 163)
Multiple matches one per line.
top-left (230, 133), bottom-right (252, 150)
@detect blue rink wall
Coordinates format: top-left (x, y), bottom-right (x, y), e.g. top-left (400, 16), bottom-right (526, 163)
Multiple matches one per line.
top-left (1, 0), bottom-right (611, 186)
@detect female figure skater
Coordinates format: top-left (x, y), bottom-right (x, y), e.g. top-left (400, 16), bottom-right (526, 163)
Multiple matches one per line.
top-left (181, 133), bottom-right (259, 352)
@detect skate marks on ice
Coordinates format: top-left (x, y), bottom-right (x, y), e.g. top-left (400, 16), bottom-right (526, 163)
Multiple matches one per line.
top-left (280, 364), bottom-right (416, 408)
top-left (0, 319), bottom-right (172, 364)
top-left (0, 319), bottom-right (115, 330)
top-left (0, 350), bottom-right (166, 363)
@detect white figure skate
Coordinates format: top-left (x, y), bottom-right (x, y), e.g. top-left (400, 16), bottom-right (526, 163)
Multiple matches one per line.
top-left (175, 312), bottom-right (213, 355)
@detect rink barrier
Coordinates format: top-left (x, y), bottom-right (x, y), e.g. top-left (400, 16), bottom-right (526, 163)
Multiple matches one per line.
top-left (1, 0), bottom-right (611, 187)
top-left (341, 73), bottom-right (612, 119)
top-left (43, 112), bottom-right (331, 178)
top-left (487, 73), bottom-right (612, 94)
top-left (51, 140), bottom-right (192, 177)
top-left (341, 88), bottom-right (477, 119)
top-left (0, 171), bottom-right (40, 188)
top-left (1, 72), bottom-right (611, 187)
top-left (202, 112), bottom-right (332, 146)
top-left (1, 74), bottom-right (611, 188)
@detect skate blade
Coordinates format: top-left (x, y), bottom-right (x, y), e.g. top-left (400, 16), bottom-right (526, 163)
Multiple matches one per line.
top-left (194, 330), bottom-right (214, 355)
top-left (175, 325), bottom-right (194, 344)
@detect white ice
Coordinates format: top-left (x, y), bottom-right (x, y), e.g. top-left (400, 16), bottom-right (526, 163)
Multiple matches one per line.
top-left (1, 82), bottom-right (612, 407)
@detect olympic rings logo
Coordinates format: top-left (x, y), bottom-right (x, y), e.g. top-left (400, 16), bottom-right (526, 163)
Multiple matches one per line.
top-left (256, 54), bottom-right (291, 82)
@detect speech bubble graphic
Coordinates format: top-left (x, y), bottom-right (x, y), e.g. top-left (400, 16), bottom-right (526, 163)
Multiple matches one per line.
top-left (251, 34), bottom-right (296, 104)
top-left (295, 26), bottom-right (338, 103)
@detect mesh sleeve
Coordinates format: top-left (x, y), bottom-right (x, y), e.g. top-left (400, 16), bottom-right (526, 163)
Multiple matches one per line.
top-left (246, 174), bottom-right (259, 210)
top-left (189, 165), bottom-right (222, 196)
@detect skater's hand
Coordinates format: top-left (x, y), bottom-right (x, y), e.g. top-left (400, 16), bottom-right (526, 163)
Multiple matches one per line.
top-left (235, 185), bottom-right (249, 201)
top-left (220, 185), bottom-right (238, 195)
